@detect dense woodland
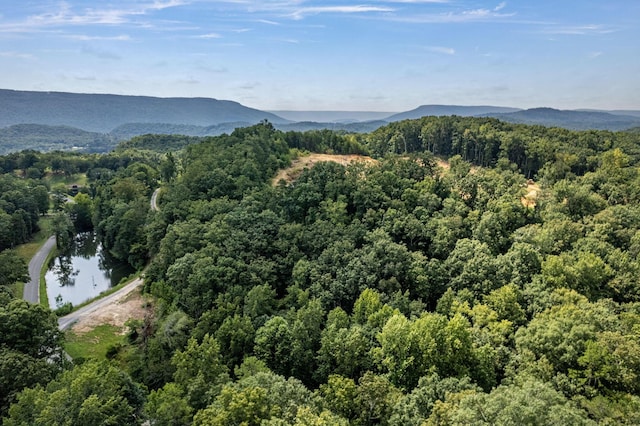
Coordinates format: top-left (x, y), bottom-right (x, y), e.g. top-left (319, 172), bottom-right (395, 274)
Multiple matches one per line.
top-left (2, 117), bottom-right (640, 424)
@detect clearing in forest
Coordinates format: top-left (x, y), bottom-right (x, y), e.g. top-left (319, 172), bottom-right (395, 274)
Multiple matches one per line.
top-left (70, 287), bottom-right (149, 335)
top-left (522, 179), bottom-right (541, 208)
top-left (272, 153), bottom-right (377, 185)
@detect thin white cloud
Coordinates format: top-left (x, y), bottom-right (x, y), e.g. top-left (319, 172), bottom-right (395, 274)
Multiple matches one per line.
top-left (386, 6), bottom-right (515, 24)
top-left (289, 5), bottom-right (395, 20)
top-left (494, 2), bottom-right (507, 12)
top-left (149, 0), bottom-right (191, 10)
top-left (3, 0), bottom-right (191, 31)
top-left (194, 33), bottom-right (222, 39)
top-left (379, 0), bottom-right (448, 3)
top-left (425, 46), bottom-right (455, 55)
top-left (0, 51), bottom-right (35, 59)
top-left (541, 24), bottom-right (617, 35)
top-left (65, 34), bottom-right (131, 41)
top-left (257, 19), bottom-right (281, 26)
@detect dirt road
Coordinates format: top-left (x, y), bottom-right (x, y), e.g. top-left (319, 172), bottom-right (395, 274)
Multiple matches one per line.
top-left (57, 277), bottom-right (143, 331)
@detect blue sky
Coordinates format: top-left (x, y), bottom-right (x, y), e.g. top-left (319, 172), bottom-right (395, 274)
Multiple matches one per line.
top-left (1, 1), bottom-right (638, 111)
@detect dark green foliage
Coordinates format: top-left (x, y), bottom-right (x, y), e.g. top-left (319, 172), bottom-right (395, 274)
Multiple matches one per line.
top-left (5, 118), bottom-right (640, 424)
top-left (4, 361), bottom-right (145, 426)
top-left (0, 174), bottom-right (44, 250)
top-left (0, 299), bottom-right (64, 416)
top-left (117, 134), bottom-right (204, 152)
top-left (0, 250), bottom-right (28, 287)
top-left (0, 124), bottom-right (116, 155)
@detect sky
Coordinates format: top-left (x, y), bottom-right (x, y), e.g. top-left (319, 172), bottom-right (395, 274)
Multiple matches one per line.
top-left (0, 1), bottom-right (639, 112)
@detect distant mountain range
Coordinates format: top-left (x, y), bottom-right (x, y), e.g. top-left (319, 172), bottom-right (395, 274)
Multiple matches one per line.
top-left (269, 110), bottom-right (394, 123)
top-left (482, 108), bottom-right (640, 131)
top-left (385, 105), bottom-right (521, 121)
top-left (0, 88), bottom-right (289, 133)
top-left (1, 88), bottom-right (639, 154)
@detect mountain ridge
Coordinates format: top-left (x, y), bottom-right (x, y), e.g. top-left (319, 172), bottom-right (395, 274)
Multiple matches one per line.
top-left (386, 105), bottom-right (521, 121)
top-left (0, 88), bottom-right (289, 133)
top-left (2, 89), bottom-right (640, 155)
top-left (481, 107), bottom-right (640, 131)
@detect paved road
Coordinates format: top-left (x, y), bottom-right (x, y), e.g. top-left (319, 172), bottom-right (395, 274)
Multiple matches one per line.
top-left (150, 188), bottom-right (160, 212)
top-left (58, 277), bottom-right (143, 330)
top-left (24, 236), bottom-right (56, 304)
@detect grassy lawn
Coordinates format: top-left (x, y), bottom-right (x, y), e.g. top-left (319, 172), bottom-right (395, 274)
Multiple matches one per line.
top-left (45, 172), bottom-right (87, 187)
top-left (39, 247), bottom-right (56, 308)
top-left (64, 324), bottom-right (124, 360)
top-left (14, 216), bottom-right (53, 261)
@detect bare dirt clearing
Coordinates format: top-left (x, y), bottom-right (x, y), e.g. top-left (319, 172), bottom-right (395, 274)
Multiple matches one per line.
top-left (522, 180), bottom-right (541, 208)
top-left (272, 153), bottom-right (377, 185)
top-left (70, 286), bottom-right (149, 335)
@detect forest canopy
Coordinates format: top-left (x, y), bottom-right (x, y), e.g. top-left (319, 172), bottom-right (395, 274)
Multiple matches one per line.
top-left (2, 117), bottom-right (640, 425)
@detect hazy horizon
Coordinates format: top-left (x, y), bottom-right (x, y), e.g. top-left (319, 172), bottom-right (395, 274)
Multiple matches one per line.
top-left (1, 1), bottom-right (638, 112)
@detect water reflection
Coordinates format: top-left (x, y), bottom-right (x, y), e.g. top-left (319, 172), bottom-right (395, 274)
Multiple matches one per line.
top-left (45, 232), bottom-right (135, 309)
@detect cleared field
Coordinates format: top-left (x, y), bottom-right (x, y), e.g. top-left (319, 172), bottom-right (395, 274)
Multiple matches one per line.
top-left (272, 153), bottom-right (377, 186)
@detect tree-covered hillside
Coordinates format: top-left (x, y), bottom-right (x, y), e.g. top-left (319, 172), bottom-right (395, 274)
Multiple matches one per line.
top-left (0, 124), bottom-right (116, 155)
top-left (0, 89), bottom-right (289, 132)
top-left (3, 118), bottom-right (640, 424)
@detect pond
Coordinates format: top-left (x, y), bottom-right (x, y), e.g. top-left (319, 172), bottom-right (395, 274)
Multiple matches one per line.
top-left (45, 232), bottom-right (135, 309)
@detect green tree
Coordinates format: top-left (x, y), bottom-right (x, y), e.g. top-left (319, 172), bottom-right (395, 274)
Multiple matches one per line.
top-left (172, 334), bottom-right (230, 410)
top-left (214, 314), bottom-right (256, 370)
top-left (445, 379), bottom-right (594, 425)
top-left (67, 192), bottom-right (94, 232)
top-left (5, 361), bottom-right (145, 426)
top-left (389, 373), bottom-right (480, 426)
top-left (0, 299), bottom-right (63, 359)
top-left (0, 348), bottom-right (57, 416)
top-left (143, 382), bottom-right (192, 426)
top-left (254, 316), bottom-right (293, 377)
top-left (51, 212), bottom-right (75, 250)
top-left (0, 250), bottom-right (29, 287)
top-left (193, 371), bottom-right (320, 426)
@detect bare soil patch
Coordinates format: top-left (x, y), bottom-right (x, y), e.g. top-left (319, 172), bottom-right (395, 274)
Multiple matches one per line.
top-left (522, 179), bottom-right (541, 208)
top-left (71, 287), bottom-right (149, 335)
top-left (272, 153), bottom-right (377, 186)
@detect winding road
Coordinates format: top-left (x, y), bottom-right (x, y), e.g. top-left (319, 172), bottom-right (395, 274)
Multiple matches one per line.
top-left (24, 188), bottom-right (159, 332)
top-left (57, 277), bottom-right (143, 330)
top-left (24, 236), bottom-right (56, 304)
top-left (151, 188), bottom-right (160, 212)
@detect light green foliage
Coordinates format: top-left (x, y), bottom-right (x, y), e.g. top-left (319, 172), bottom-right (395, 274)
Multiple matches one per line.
top-left (318, 375), bottom-right (358, 420)
top-left (515, 289), bottom-right (618, 374)
top-left (193, 371), bottom-right (320, 426)
top-left (144, 382), bottom-right (193, 426)
top-left (316, 308), bottom-right (373, 381)
top-left (483, 284), bottom-right (526, 325)
top-left (5, 361), bottom-right (145, 426)
top-left (374, 311), bottom-right (478, 390)
top-left (51, 212), bottom-right (74, 250)
top-left (445, 379), bottom-right (595, 425)
top-left (172, 334), bottom-right (230, 410)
